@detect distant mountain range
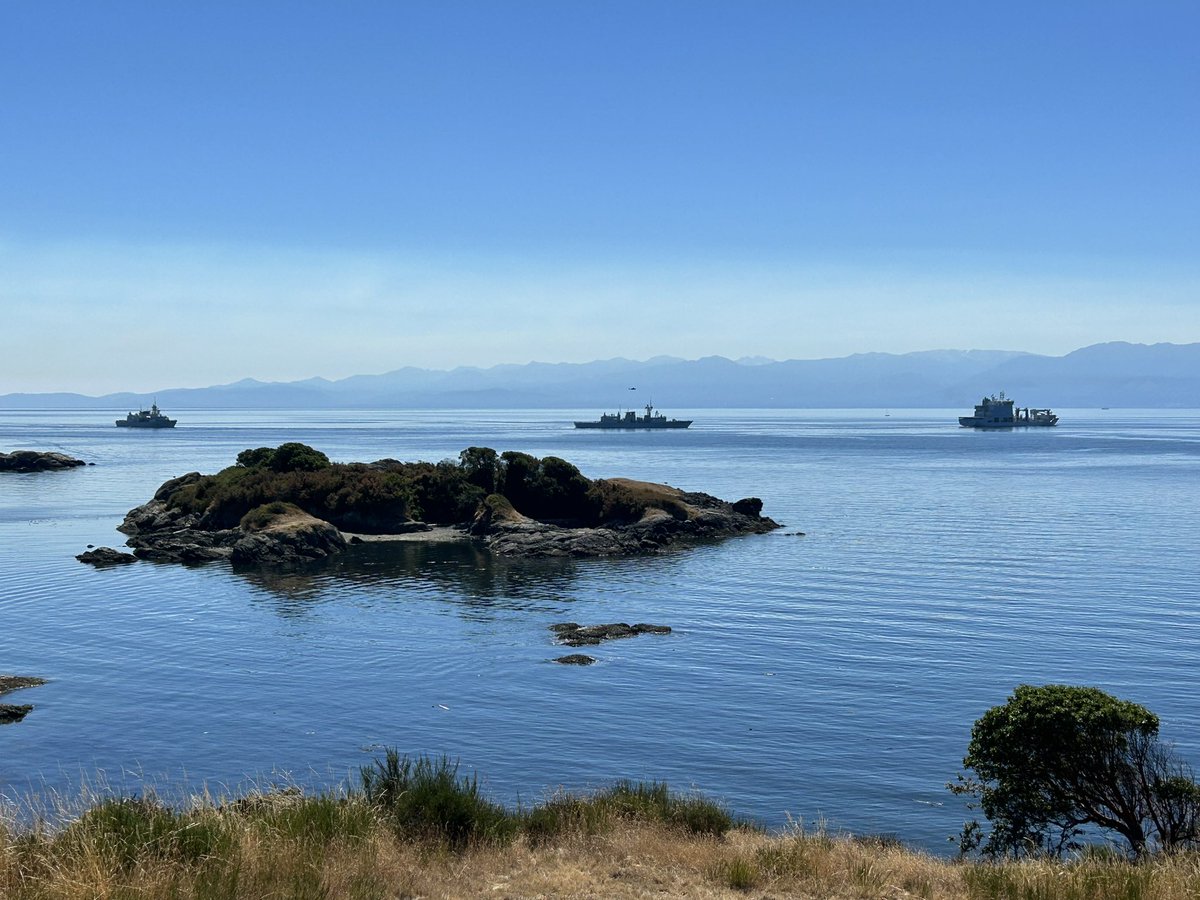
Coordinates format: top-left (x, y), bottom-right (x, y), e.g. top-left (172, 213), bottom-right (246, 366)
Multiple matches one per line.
top-left (3, 342), bottom-right (1198, 409)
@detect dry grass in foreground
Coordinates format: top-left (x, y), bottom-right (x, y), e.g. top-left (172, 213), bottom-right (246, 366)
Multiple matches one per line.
top-left (4, 754), bottom-right (1200, 899)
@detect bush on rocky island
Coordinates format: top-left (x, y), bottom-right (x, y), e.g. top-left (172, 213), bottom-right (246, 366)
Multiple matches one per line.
top-left (120, 443), bottom-right (780, 563)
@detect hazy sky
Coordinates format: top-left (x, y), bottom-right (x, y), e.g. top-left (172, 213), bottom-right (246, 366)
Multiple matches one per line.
top-left (2, 2), bottom-right (1197, 394)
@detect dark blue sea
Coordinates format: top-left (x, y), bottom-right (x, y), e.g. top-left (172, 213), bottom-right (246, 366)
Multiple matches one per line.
top-left (2, 408), bottom-right (1198, 851)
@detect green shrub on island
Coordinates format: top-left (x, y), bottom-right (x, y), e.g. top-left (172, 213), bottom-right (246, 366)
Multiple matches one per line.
top-left (161, 443), bottom-right (661, 533)
top-left (235, 442), bottom-right (331, 472)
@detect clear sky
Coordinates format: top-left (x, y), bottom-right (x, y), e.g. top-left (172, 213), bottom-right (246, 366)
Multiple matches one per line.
top-left (2, 1), bottom-right (1197, 394)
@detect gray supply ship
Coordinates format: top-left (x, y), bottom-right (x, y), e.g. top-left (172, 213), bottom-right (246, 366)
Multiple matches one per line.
top-left (959, 393), bottom-right (1057, 428)
top-left (574, 403), bottom-right (692, 430)
top-left (116, 402), bottom-right (177, 428)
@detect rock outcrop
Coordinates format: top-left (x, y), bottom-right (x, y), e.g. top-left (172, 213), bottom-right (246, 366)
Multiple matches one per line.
top-left (118, 498), bottom-right (345, 565)
top-left (117, 495), bottom-right (239, 562)
top-left (550, 622), bottom-right (673, 647)
top-left (477, 480), bottom-right (777, 557)
top-left (230, 510), bottom-right (347, 565)
top-left (553, 654), bottom-right (597, 665)
top-left (76, 547), bottom-right (138, 566)
top-left (1, 450), bottom-right (88, 472)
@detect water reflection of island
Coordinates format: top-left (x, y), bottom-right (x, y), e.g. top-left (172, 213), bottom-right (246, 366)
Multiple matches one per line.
top-left (233, 539), bottom-right (586, 617)
top-left (232, 537), bottom-right (702, 621)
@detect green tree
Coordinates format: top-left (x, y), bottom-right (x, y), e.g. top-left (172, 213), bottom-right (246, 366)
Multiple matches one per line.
top-left (236, 447), bottom-right (276, 468)
top-left (951, 684), bottom-right (1200, 857)
top-left (267, 442), bottom-right (331, 473)
top-left (459, 446), bottom-right (499, 494)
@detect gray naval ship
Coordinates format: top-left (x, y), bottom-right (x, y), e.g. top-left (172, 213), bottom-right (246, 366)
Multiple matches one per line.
top-left (574, 403), bottom-right (692, 430)
top-left (959, 393), bottom-right (1058, 428)
top-left (116, 401), bottom-right (177, 428)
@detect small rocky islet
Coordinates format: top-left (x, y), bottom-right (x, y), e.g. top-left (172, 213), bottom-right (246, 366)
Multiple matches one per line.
top-left (98, 443), bottom-right (780, 566)
top-left (0, 450), bottom-right (89, 472)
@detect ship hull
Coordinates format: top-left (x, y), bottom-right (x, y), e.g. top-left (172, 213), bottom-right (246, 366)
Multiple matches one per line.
top-left (115, 420), bottom-right (176, 428)
top-left (958, 418), bottom-right (1056, 428)
top-left (574, 420), bottom-right (691, 429)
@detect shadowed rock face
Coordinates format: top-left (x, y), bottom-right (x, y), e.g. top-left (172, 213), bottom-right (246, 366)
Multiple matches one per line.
top-left (1, 450), bottom-right (88, 472)
top-left (476, 479), bottom-right (779, 558)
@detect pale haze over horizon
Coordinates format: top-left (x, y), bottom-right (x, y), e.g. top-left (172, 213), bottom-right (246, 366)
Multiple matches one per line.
top-left (2, 2), bottom-right (1197, 395)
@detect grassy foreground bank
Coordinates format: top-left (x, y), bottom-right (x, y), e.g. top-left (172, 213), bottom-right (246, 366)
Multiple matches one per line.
top-left (4, 754), bottom-right (1200, 899)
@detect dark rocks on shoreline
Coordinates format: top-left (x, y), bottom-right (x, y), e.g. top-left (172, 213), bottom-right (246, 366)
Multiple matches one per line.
top-left (76, 547), bottom-right (138, 566)
top-left (475, 482), bottom-right (778, 559)
top-left (118, 498), bottom-right (348, 565)
top-left (1, 450), bottom-right (89, 472)
top-left (550, 622), bottom-right (673, 647)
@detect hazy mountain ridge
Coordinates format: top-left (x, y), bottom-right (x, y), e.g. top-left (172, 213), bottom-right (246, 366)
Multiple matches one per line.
top-left (3, 342), bottom-right (1197, 409)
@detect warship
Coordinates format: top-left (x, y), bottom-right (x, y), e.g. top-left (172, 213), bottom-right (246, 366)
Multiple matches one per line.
top-left (959, 393), bottom-right (1057, 428)
top-left (574, 403), bottom-right (692, 430)
top-left (116, 401), bottom-right (177, 429)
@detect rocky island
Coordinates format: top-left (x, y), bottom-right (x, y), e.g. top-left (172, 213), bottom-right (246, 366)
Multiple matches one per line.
top-left (112, 443), bottom-right (779, 565)
top-left (1, 450), bottom-right (88, 472)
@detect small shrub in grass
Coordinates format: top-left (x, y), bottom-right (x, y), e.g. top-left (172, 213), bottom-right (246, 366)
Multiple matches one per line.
top-left (247, 793), bottom-right (377, 846)
top-left (599, 780), bottom-right (734, 835)
top-left (712, 855), bottom-right (760, 890)
top-left (522, 795), bottom-right (604, 844)
top-left (361, 750), bottom-right (517, 849)
top-left (56, 796), bottom-right (232, 870)
top-left (670, 792), bottom-right (736, 835)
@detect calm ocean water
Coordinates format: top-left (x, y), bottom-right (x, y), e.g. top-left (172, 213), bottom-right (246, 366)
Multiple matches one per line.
top-left (2, 408), bottom-right (1198, 851)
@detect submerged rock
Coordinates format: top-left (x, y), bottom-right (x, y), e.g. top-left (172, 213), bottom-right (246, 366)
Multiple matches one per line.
top-left (0, 450), bottom-right (88, 472)
top-left (550, 622), bottom-right (672, 647)
top-left (553, 654), bottom-right (597, 665)
top-left (76, 547), bottom-right (138, 566)
top-left (0, 705), bottom-right (33, 724)
top-left (0, 675), bottom-right (46, 726)
top-left (0, 675), bottom-right (46, 695)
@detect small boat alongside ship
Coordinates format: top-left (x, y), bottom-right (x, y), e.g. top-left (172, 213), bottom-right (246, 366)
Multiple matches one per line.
top-left (115, 402), bottom-right (177, 429)
top-left (574, 403), bottom-right (692, 430)
top-left (959, 393), bottom-right (1057, 428)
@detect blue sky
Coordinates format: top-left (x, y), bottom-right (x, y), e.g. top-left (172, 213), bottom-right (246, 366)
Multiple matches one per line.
top-left (2, 1), bottom-right (1197, 393)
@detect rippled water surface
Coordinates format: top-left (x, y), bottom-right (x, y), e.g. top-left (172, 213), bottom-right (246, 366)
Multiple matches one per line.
top-left (2, 408), bottom-right (1198, 850)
